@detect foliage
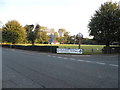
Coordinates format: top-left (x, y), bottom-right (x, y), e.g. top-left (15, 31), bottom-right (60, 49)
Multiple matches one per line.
top-left (40, 26), bottom-right (48, 31)
top-left (58, 28), bottom-right (66, 37)
top-left (58, 28), bottom-right (70, 44)
top-left (63, 32), bottom-right (70, 44)
top-left (0, 21), bottom-right (2, 42)
top-left (24, 24), bottom-right (40, 45)
top-left (53, 32), bottom-right (59, 42)
top-left (54, 32), bottom-right (58, 37)
top-left (2, 20), bottom-right (26, 44)
top-left (88, 2), bottom-right (120, 46)
top-left (36, 30), bottom-right (49, 44)
top-left (81, 38), bottom-right (98, 45)
top-left (57, 29), bottom-right (71, 44)
top-left (49, 28), bottom-right (55, 35)
top-left (69, 35), bottom-right (76, 44)
top-left (114, 8), bottom-right (120, 45)
top-left (36, 26), bottom-right (49, 43)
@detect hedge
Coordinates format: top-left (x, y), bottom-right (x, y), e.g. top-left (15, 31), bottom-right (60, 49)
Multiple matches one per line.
top-left (2, 45), bottom-right (58, 53)
top-left (102, 46), bottom-right (120, 54)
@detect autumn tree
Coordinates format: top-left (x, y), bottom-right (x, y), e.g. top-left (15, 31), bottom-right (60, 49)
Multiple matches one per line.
top-left (37, 30), bottom-right (49, 44)
top-left (2, 20), bottom-right (26, 44)
top-left (63, 31), bottom-right (70, 44)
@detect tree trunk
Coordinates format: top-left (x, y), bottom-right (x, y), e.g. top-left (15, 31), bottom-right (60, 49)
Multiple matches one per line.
top-left (78, 38), bottom-right (81, 49)
top-left (106, 40), bottom-right (110, 47)
top-left (32, 41), bottom-right (34, 46)
top-left (118, 41), bottom-right (120, 47)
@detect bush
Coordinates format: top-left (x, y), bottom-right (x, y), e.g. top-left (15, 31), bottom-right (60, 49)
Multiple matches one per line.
top-left (102, 46), bottom-right (120, 54)
top-left (2, 45), bottom-right (58, 53)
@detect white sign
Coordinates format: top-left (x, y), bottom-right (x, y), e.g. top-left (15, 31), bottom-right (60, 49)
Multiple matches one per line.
top-left (57, 48), bottom-right (83, 54)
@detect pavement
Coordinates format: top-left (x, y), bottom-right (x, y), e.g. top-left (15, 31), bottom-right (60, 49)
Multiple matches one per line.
top-left (2, 48), bottom-right (119, 88)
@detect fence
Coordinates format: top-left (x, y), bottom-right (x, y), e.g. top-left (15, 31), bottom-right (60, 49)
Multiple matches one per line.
top-left (81, 48), bottom-right (103, 54)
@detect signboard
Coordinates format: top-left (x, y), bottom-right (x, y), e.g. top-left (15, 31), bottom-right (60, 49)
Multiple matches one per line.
top-left (57, 48), bottom-right (83, 54)
top-left (49, 38), bottom-right (53, 43)
top-left (49, 35), bottom-right (55, 43)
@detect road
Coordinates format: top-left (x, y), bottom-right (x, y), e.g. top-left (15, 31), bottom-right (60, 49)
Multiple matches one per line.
top-left (2, 48), bottom-right (118, 88)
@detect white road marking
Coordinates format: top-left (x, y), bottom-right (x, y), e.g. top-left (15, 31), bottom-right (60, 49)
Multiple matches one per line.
top-left (109, 64), bottom-right (118, 67)
top-left (84, 61), bottom-right (93, 63)
top-left (70, 58), bottom-right (76, 60)
top-left (78, 60), bottom-right (106, 65)
top-left (78, 60), bottom-right (84, 62)
top-left (48, 55), bottom-right (51, 57)
top-left (11, 49), bottom-right (15, 51)
top-left (48, 55), bottom-right (118, 67)
top-left (63, 57), bottom-right (68, 60)
top-left (58, 57), bottom-right (62, 58)
top-left (78, 60), bottom-right (95, 64)
top-left (95, 62), bottom-right (106, 65)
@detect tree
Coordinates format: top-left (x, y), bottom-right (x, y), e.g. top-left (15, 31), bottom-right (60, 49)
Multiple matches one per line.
top-left (24, 24), bottom-right (40, 45)
top-left (63, 31), bottom-right (70, 44)
top-left (70, 35), bottom-right (76, 44)
top-left (114, 8), bottom-right (120, 46)
top-left (88, 2), bottom-right (120, 46)
top-left (58, 28), bottom-right (66, 37)
top-left (53, 32), bottom-right (59, 42)
top-left (37, 30), bottom-right (49, 44)
top-left (54, 32), bottom-right (58, 37)
top-left (49, 28), bottom-right (55, 35)
top-left (58, 28), bottom-right (66, 44)
top-left (0, 21), bottom-right (2, 43)
top-left (2, 20), bottom-right (26, 44)
top-left (81, 38), bottom-right (98, 45)
top-left (40, 26), bottom-right (48, 32)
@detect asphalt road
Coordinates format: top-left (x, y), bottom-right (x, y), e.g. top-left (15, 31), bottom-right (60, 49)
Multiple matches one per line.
top-left (2, 48), bottom-right (118, 88)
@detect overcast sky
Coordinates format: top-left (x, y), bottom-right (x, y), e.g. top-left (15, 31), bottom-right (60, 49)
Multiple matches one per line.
top-left (0, 0), bottom-right (119, 38)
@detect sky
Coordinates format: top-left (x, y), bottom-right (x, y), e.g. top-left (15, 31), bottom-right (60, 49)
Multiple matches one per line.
top-left (0, 0), bottom-right (120, 38)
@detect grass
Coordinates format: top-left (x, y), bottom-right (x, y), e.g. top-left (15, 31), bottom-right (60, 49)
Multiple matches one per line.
top-left (58, 44), bottom-right (105, 54)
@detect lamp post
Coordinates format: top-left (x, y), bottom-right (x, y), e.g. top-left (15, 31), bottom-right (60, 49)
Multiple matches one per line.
top-left (77, 33), bottom-right (83, 49)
